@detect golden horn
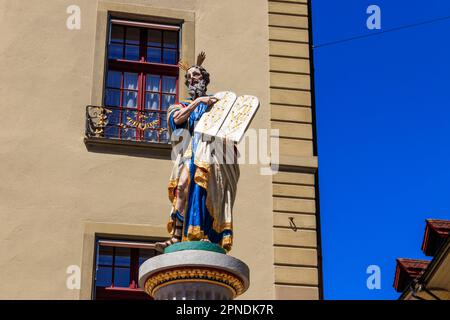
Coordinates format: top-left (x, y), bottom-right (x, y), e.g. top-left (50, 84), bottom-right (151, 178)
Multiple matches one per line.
top-left (196, 51), bottom-right (206, 67)
top-left (178, 60), bottom-right (189, 71)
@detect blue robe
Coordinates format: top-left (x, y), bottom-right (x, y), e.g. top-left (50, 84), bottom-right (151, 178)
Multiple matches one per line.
top-left (167, 98), bottom-right (233, 250)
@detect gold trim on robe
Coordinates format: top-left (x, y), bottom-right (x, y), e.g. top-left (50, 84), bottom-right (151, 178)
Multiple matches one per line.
top-left (166, 102), bottom-right (240, 252)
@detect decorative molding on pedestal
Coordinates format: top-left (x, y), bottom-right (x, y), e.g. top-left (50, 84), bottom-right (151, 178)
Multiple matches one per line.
top-left (139, 242), bottom-right (250, 300)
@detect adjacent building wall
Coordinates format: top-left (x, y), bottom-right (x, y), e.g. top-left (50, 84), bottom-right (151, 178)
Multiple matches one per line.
top-left (269, 0), bottom-right (322, 299)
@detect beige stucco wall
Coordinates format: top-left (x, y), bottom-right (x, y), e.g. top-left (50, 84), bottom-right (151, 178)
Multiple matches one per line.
top-left (0, 0), bottom-right (272, 299)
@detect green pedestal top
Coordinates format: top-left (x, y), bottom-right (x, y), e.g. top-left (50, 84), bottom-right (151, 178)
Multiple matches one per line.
top-left (164, 241), bottom-right (226, 254)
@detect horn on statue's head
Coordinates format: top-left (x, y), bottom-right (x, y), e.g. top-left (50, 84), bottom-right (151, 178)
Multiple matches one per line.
top-left (196, 51), bottom-right (206, 67)
top-left (177, 60), bottom-right (189, 71)
top-left (178, 51), bottom-right (206, 72)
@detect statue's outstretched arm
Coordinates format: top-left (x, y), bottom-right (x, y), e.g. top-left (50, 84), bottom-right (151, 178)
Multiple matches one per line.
top-left (173, 96), bottom-right (218, 125)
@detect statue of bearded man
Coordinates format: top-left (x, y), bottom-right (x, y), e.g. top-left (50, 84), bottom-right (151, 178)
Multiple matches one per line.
top-left (155, 53), bottom-right (240, 253)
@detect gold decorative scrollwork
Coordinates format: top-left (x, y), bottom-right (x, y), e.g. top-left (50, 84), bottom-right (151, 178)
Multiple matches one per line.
top-left (120, 114), bottom-right (167, 134)
top-left (144, 267), bottom-right (245, 298)
top-left (90, 106), bottom-right (112, 137)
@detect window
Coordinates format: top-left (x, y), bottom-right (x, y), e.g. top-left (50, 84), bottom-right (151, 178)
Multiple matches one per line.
top-left (103, 19), bottom-right (180, 144)
top-left (93, 239), bottom-right (161, 300)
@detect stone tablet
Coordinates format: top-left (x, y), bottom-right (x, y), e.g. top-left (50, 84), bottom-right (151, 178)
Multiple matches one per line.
top-left (194, 91), bottom-right (236, 137)
top-left (216, 95), bottom-right (260, 142)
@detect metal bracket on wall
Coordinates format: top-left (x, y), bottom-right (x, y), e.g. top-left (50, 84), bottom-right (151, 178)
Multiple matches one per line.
top-left (288, 217), bottom-right (298, 232)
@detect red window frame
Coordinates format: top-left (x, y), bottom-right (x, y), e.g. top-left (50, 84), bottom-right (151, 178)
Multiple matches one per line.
top-left (104, 19), bottom-right (181, 143)
top-left (93, 239), bottom-right (161, 300)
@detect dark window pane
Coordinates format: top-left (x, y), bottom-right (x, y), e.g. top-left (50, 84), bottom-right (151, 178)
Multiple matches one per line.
top-left (147, 47), bottom-right (161, 63)
top-left (144, 130), bottom-right (158, 142)
top-left (108, 44), bottom-right (123, 59)
top-left (146, 74), bottom-right (160, 92)
top-left (159, 130), bottom-right (169, 143)
top-left (121, 109), bottom-right (136, 126)
top-left (96, 266), bottom-right (112, 287)
top-left (107, 108), bottom-right (121, 125)
top-left (110, 25), bottom-right (124, 43)
top-left (138, 249), bottom-right (155, 266)
top-left (106, 71), bottom-right (121, 89)
top-left (144, 113), bottom-right (159, 142)
top-left (121, 110), bottom-right (137, 140)
top-left (162, 76), bottom-right (176, 94)
top-left (98, 246), bottom-right (113, 265)
top-left (163, 49), bottom-right (177, 65)
top-left (114, 267), bottom-right (130, 288)
top-left (124, 72), bottom-right (138, 90)
top-left (125, 27), bottom-right (140, 45)
top-left (145, 93), bottom-right (159, 110)
top-left (123, 90), bottom-right (137, 108)
top-left (160, 116), bottom-right (168, 129)
top-left (147, 29), bottom-right (162, 46)
top-left (104, 126), bottom-right (119, 139)
top-left (163, 31), bottom-right (177, 49)
top-left (105, 89), bottom-right (121, 107)
top-left (114, 247), bottom-right (131, 267)
top-left (125, 45), bottom-right (139, 61)
top-left (162, 95), bottom-right (175, 111)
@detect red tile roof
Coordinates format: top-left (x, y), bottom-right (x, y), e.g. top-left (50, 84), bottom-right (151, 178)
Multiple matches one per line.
top-left (421, 219), bottom-right (450, 256)
top-left (427, 219), bottom-right (450, 236)
top-left (393, 258), bottom-right (430, 292)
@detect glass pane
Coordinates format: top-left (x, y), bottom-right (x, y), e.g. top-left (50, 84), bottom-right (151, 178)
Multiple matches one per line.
top-left (159, 130), bottom-right (169, 143)
top-left (107, 108), bottom-right (121, 125)
top-left (124, 72), bottom-right (138, 90)
top-left (104, 125), bottom-right (119, 139)
top-left (121, 109), bottom-right (136, 126)
top-left (98, 246), bottom-right (113, 265)
top-left (121, 110), bottom-right (137, 140)
top-left (96, 266), bottom-right (112, 287)
top-left (162, 95), bottom-right (175, 111)
top-left (163, 31), bottom-right (177, 48)
top-left (121, 128), bottom-right (136, 140)
top-left (163, 49), bottom-right (177, 65)
top-left (138, 248), bottom-right (155, 266)
top-left (144, 130), bottom-right (158, 142)
top-left (146, 74), bottom-right (160, 92)
top-left (123, 90), bottom-right (137, 108)
top-left (162, 76), bottom-right (176, 94)
top-left (144, 113), bottom-right (159, 142)
top-left (125, 45), bottom-right (139, 61)
top-left (114, 247), bottom-right (131, 267)
top-left (106, 71), bottom-right (121, 88)
top-left (125, 27), bottom-right (140, 45)
top-left (105, 89), bottom-right (120, 107)
top-left (145, 93), bottom-right (159, 110)
top-left (147, 47), bottom-right (161, 63)
top-left (160, 115), bottom-right (168, 129)
top-left (147, 29), bottom-right (162, 46)
top-left (160, 116), bottom-right (168, 143)
top-left (114, 267), bottom-right (130, 288)
top-left (110, 25), bottom-right (124, 43)
top-left (108, 44), bottom-right (123, 59)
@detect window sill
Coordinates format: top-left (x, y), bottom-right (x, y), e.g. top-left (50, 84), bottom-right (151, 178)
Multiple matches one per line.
top-left (84, 136), bottom-right (172, 160)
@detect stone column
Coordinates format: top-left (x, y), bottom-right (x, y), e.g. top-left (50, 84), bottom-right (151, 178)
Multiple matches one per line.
top-left (139, 242), bottom-right (250, 300)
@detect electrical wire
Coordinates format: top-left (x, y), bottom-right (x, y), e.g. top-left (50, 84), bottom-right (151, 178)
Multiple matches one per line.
top-left (313, 14), bottom-right (450, 49)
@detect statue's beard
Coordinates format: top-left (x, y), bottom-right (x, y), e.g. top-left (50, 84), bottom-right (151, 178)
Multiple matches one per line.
top-left (188, 79), bottom-right (207, 99)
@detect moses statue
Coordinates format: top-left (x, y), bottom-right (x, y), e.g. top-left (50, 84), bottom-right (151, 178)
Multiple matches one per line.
top-left (155, 52), bottom-right (240, 253)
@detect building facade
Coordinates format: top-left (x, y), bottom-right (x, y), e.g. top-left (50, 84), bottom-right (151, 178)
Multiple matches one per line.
top-left (0, 0), bottom-right (322, 299)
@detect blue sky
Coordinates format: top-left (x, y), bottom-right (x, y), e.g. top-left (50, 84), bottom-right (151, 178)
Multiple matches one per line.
top-left (311, 0), bottom-right (450, 299)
